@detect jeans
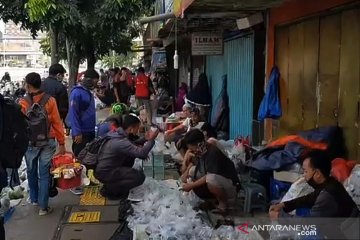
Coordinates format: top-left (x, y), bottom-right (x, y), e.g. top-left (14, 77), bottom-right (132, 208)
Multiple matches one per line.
top-left (25, 139), bottom-right (57, 209)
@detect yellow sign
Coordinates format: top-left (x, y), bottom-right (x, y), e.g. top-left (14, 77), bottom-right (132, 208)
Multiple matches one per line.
top-left (80, 186), bottom-right (106, 206)
top-left (68, 211), bottom-right (101, 223)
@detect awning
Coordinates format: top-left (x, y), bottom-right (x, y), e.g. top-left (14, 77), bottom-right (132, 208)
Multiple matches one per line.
top-left (174, 0), bottom-right (195, 17)
top-left (139, 12), bottom-right (175, 24)
top-left (139, 0), bottom-right (195, 24)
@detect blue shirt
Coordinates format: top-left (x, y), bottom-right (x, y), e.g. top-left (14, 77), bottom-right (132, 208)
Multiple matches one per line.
top-left (69, 86), bottom-right (96, 136)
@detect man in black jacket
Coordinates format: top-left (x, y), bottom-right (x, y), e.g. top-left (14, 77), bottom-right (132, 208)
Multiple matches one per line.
top-left (269, 150), bottom-right (359, 218)
top-left (41, 64), bottom-right (69, 131)
top-left (269, 150), bottom-right (359, 239)
top-left (0, 93), bottom-right (6, 240)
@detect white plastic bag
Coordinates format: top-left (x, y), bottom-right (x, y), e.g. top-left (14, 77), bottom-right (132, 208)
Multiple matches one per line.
top-left (344, 164), bottom-right (360, 209)
top-left (281, 177), bottom-right (314, 203)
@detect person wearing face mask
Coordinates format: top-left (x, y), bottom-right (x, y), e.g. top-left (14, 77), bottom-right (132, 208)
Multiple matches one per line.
top-left (95, 115), bottom-right (159, 200)
top-left (18, 73), bottom-right (66, 216)
top-left (41, 64), bottom-right (69, 133)
top-left (269, 150), bottom-right (359, 219)
top-left (69, 69), bottom-right (99, 157)
top-left (181, 129), bottom-right (240, 214)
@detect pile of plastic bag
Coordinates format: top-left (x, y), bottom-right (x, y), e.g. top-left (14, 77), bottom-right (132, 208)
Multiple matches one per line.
top-left (127, 178), bottom-right (257, 240)
top-left (94, 94), bottom-right (106, 110)
top-left (344, 164), bottom-right (360, 209)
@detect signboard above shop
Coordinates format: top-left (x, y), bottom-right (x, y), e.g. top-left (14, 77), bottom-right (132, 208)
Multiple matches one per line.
top-left (191, 32), bottom-right (223, 56)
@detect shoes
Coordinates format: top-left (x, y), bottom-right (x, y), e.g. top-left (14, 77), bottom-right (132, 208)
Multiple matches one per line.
top-left (100, 187), bottom-right (128, 201)
top-left (70, 187), bottom-right (84, 195)
top-left (26, 197), bottom-right (38, 206)
top-left (39, 207), bottom-right (53, 216)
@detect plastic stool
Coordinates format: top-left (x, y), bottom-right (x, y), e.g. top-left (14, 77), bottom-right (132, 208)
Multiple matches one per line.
top-left (242, 182), bottom-right (267, 213)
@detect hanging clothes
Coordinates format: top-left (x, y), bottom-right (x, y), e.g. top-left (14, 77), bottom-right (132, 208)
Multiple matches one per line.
top-left (258, 66), bottom-right (282, 121)
top-left (210, 75), bottom-right (229, 134)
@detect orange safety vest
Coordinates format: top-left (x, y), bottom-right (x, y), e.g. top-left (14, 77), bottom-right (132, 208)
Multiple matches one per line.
top-left (135, 74), bottom-right (150, 98)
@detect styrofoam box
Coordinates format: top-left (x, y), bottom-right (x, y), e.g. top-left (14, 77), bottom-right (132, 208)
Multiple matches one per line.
top-left (273, 171), bottom-right (302, 183)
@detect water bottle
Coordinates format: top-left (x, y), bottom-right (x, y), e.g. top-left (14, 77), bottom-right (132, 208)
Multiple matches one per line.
top-left (95, 125), bottom-right (98, 137)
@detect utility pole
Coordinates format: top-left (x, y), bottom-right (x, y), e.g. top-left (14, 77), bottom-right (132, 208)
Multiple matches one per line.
top-left (112, 50), bottom-right (115, 68)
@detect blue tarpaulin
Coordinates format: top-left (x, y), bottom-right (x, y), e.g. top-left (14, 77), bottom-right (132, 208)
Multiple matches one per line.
top-left (258, 66), bottom-right (282, 121)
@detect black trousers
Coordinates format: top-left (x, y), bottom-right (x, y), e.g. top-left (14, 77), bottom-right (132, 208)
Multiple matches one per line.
top-left (72, 133), bottom-right (95, 157)
top-left (0, 216), bottom-right (4, 240)
top-left (100, 168), bottom-right (145, 198)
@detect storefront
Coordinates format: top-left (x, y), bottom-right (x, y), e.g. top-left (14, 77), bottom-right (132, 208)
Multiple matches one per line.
top-left (267, 0), bottom-right (360, 158)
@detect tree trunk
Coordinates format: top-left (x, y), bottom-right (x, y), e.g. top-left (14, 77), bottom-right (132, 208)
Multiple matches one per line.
top-left (84, 36), bottom-right (96, 69)
top-left (86, 53), bottom-right (96, 69)
top-left (49, 25), bottom-right (59, 64)
top-left (66, 38), bottom-right (81, 89)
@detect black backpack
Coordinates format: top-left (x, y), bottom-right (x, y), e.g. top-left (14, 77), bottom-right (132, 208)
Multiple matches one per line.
top-left (25, 94), bottom-right (51, 147)
top-left (0, 94), bottom-right (29, 169)
top-left (77, 136), bottom-right (111, 169)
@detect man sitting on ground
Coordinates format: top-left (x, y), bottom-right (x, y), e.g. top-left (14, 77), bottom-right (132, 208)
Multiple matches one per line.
top-left (181, 129), bottom-right (240, 214)
top-left (95, 115), bottom-right (159, 200)
top-left (269, 150), bottom-right (359, 218)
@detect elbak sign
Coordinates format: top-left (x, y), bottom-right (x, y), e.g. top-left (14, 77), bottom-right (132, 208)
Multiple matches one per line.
top-left (192, 32), bottom-right (223, 56)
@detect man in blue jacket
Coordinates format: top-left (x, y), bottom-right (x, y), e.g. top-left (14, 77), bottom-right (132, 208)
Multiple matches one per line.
top-left (69, 69), bottom-right (99, 157)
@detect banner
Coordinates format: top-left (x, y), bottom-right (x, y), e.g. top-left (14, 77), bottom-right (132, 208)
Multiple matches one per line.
top-left (173, 0), bottom-right (195, 18)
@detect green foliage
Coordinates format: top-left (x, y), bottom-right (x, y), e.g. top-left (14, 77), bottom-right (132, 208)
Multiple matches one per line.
top-left (39, 33), bottom-right (68, 60)
top-left (101, 52), bottom-right (137, 69)
top-left (26, 0), bottom-right (57, 22)
top-left (0, 0), bottom-right (154, 64)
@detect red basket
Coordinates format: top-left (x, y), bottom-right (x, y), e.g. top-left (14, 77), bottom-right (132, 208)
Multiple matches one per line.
top-left (52, 152), bottom-right (82, 190)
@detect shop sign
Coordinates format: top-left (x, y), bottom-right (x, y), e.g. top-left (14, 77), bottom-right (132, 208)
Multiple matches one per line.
top-left (191, 32), bottom-right (223, 56)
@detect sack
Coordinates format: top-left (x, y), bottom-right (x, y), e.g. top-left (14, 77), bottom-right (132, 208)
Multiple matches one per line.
top-left (25, 94), bottom-right (51, 147)
top-left (0, 94), bottom-right (29, 169)
top-left (77, 136), bottom-right (111, 169)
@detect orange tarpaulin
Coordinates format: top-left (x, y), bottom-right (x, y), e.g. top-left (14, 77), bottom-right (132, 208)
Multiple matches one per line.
top-left (174, 0), bottom-right (195, 17)
top-left (267, 135), bottom-right (328, 150)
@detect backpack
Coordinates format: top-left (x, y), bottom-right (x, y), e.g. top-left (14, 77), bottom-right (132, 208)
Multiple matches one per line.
top-left (25, 94), bottom-right (51, 147)
top-left (77, 136), bottom-right (111, 169)
top-left (0, 94), bottom-right (29, 169)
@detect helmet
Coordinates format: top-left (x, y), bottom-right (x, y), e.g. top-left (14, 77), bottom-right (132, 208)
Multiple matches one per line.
top-left (111, 103), bottom-right (128, 114)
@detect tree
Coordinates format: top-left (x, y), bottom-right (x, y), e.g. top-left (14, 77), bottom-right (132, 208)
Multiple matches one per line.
top-left (101, 52), bottom-right (137, 69)
top-left (0, 0), bottom-right (153, 87)
top-left (26, 0), bottom-right (152, 86)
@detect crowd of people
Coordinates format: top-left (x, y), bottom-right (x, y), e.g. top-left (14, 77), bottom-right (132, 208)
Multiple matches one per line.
top-left (0, 62), bottom-right (359, 239)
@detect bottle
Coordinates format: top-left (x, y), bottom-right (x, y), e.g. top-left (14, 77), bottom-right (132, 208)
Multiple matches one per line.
top-left (95, 125), bottom-right (98, 138)
top-left (173, 50), bottom-right (179, 69)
